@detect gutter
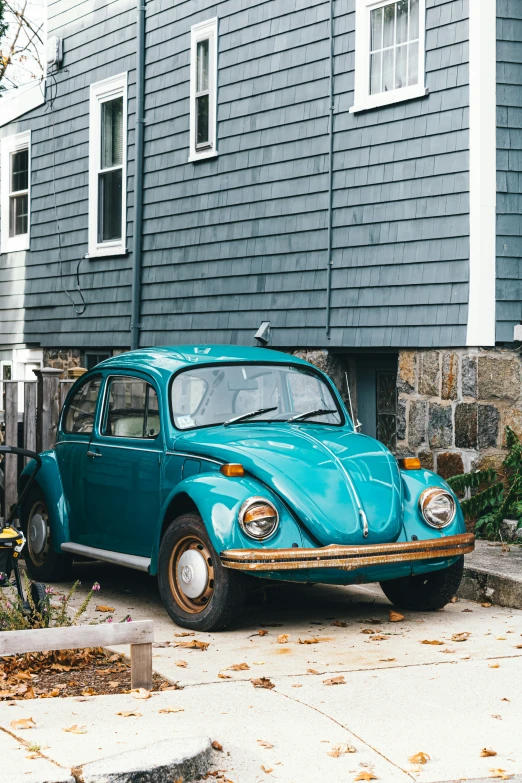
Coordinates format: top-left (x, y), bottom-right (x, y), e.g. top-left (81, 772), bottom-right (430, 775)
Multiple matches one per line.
top-left (130, 2), bottom-right (147, 351)
top-left (325, 0), bottom-right (335, 339)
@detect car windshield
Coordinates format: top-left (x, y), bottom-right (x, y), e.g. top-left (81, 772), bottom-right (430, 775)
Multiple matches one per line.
top-left (171, 363), bottom-right (343, 430)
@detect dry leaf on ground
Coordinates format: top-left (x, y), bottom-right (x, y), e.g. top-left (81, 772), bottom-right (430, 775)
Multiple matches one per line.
top-left (452, 632), bottom-right (471, 642)
top-left (323, 676), bottom-right (346, 686)
top-left (421, 639), bottom-right (444, 645)
top-left (63, 725), bottom-right (87, 734)
top-left (355, 771), bottom-right (377, 781)
top-left (440, 648), bottom-right (456, 654)
top-left (489, 663), bottom-right (500, 669)
top-left (173, 632), bottom-right (194, 637)
top-left (227, 663), bottom-right (250, 671)
top-left (361, 629), bottom-right (375, 634)
top-left (277, 634), bottom-right (289, 644)
top-left (218, 672), bottom-right (232, 679)
top-left (81, 687), bottom-right (96, 696)
top-left (258, 740), bottom-right (274, 749)
top-left (481, 748), bottom-right (498, 757)
top-left (307, 668), bottom-right (321, 674)
top-left (257, 630), bottom-right (268, 636)
top-left (328, 743), bottom-right (356, 757)
top-left (489, 770), bottom-right (513, 779)
top-left (212, 740), bottom-right (224, 752)
top-left (332, 620), bottom-right (348, 627)
top-left (389, 610), bottom-right (405, 622)
top-left (379, 658), bottom-right (396, 662)
top-left (95, 605), bottom-right (115, 613)
top-left (409, 752), bottom-right (430, 765)
top-left (482, 602), bottom-right (492, 608)
top-left (298, 637), bottom-right (331, 645)
top-left (291, 683), bottom-right (302, 688)
top-left (117, 711), bottom-right (141, 717)
top-left (261, 766), bottom-right (273, 774)
top-left (175, 640), bottom-right (209, 651)
top-left (251, 677), bottom-right (275, 690)
top-left (159, 707), bottom-right (184, 714)
top-left (370, 635), bottom-right (388, 641)
top-left (131, 688), bottom-right (151, 700)
top-left (10, 717), bottom-right (35, 730)
top-left (450, 596), bottom-right (459, 603)
top-left (174, 661), bottom-right (187, 668)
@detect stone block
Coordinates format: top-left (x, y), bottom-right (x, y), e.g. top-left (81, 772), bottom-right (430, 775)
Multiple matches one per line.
top-left (477, 355), bottom-right (520, 400)
top-left (503, 406), bottom-right (522, 444)
top-left (477, 404), bottom-right (500, 449)
top-left (396, 398), bottom-right (407, 441)
top-left (428, 403), bottom-right (453, 448)
top-left (476, 452), bottom-right (505, 476)
top-left (455, 403), bottom-right (478, 449)
top-left (461, 355), bottom-right (477, 398)
top-left (500, 519), bottom-right (522, 542)
top-left (436, 451), bottom-right (464, 479)
top-left (441, 352), bottom-right (458, 400)
top-left (418, 351), bottom-right (441, 397)
top-left (398, 350), bottom-right (416, 394)
top-left (418, 450), bottom-right (434, 470)
top-left (408, 400), bottom-right (427, 448)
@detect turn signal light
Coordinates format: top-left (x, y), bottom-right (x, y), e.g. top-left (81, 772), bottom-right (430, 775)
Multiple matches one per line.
top-left (220, 463), bottom-right (245, 477)
top-left (398, 457), bottom-right (421, 470)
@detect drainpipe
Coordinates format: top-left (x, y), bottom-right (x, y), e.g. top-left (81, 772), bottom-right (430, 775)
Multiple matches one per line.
top-left (130, 2), bottom-right (146, 351)
top-left (325, 0), bottom-right (335, 339)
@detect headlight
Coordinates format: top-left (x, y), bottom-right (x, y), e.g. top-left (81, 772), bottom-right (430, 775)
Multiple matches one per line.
top-left (419, 487), bottom-right (456, 528)
top-left (239, 497), bottom-right (279, 540)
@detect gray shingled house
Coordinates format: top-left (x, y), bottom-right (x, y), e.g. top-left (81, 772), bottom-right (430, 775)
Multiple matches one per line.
top-left (0, 0), bottom-right (521, 477)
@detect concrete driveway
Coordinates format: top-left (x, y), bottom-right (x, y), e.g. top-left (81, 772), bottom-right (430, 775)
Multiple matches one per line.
top-left (6, 561), bottom-right (522, 783)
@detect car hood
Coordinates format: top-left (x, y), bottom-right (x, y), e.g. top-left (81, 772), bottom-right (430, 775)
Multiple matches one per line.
top-left (174, 425), bottom-right (403, 546)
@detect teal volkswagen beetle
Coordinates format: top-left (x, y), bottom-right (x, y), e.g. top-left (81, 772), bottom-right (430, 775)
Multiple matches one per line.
top-left (19, 346), bottom-right (474, 630)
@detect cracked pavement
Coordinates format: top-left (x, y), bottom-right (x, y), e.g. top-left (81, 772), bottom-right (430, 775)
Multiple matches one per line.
top-left (1, 561), bottom-right (521, 783)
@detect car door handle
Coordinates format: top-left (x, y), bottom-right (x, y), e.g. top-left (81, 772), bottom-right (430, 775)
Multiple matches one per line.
top-left (86, 450), bottom-right (102, 459)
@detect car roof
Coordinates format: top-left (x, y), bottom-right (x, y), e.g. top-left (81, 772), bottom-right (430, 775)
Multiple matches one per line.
top-left (95, 345), bottom-right (313, 382)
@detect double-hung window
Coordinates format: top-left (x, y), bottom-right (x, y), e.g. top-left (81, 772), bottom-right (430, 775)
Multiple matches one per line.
top-left (351, 0), bottom-right (426, 113)
top-left (1, 131), bottom-right (31, 253)
top-left (189, 18), bottom-right (218, 162)
top-left (88, 73), bottom-right (127, 257)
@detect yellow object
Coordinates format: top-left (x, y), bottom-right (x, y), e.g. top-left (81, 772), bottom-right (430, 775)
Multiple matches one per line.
top-left (398, 457), bottom-right (421, 470)
top-left (220, 463), bottom-right (245, 477)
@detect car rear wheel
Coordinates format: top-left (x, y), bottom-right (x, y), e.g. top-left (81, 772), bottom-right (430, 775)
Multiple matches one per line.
top-left (20, 485), bottom-right (73, 582)
top-left (158, 513), bottom-right (246, 631)
top-left (379, 557), bottom-right (464, 611)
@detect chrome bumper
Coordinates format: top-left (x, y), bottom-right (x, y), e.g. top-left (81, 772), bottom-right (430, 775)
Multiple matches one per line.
top-left (221, 532), bottom-right (475, 572)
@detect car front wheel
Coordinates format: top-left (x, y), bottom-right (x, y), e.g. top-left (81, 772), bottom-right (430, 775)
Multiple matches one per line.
top-left (158, 513), bottom-right (246, 631)
top-left (379, 557), bottom-right (464, 611)
top-left (20, 485), bottom-right (73, 582)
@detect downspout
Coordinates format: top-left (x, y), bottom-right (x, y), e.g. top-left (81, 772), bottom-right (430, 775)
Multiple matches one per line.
top-left (130, 1), bottom-right (146, 351)
top-left (325, 0), bottom-right (335, 339)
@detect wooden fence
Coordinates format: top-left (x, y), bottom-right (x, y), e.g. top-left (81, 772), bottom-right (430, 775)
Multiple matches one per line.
top-left (1, 369), bottom-right (75, 515)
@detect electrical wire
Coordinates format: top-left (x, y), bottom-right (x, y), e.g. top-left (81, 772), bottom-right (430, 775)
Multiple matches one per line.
top-left (46, 69), bottom-right (86, 315)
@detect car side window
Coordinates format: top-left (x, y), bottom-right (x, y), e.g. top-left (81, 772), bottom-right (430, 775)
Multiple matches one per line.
top-left (103, 376), bottom-right (160, 439)
top-left (64, 376), bottom-right (102, 434)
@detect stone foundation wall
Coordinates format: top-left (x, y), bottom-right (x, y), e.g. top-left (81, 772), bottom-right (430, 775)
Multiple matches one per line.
top-left (43, 349), bottom-right (82, 376)
top-left (291, 349), bottom-right (355, 412)
top-left (397, 348), bottom-right (522, 478)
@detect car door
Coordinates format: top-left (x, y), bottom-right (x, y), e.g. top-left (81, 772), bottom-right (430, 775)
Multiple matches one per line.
top-left (82, 374), bottom-right (163, 557)
top-left (55, 374), bottom-right (103, 544)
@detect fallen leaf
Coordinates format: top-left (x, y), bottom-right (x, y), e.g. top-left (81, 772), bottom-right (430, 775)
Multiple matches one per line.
top-left (307, 668), bottom-right (321, 674)
top-left (277, 634), bottom-right (289, 644)
top-left (95, 605), bottom-right (115, 612)
top-left (514, 644), bottom-right (522, 649)
top-left (452, 632), bottom-right (471, 642)
top-left (253, 661), bottom-right (265, 665)
top-left (482, 602), bottom-right (492, 608)
top-left (489, 663), bottom-right (500, 669)
top-left (212, 740), bottom-right (224, 752)
top-left (48, 689), bottom-right (60, 698)
top-left (228, 663), bottom-right (250, 671)
top-left (462, 608), bottom-right (473, 612)
top-left (63, 725), bottom-right (87, 734)
top-left (409, 752), bottom-right (430, 765)
top-left (355, 772), bottom-right (377, 781)
top-left (328, 743), bottom-right (356, 757)
top-left (421, 639), bottom-right (444, 645)
top-left (496, 637), bottom-right (506, 641)
top-left (131, 688), bottom-right (151, 700)
top-left (298, 637), bottom-right (331, 645)
top-left (291, 683), bottom-right (302, 688)
top-left (10, 718), bottom-right (35, 730)
top-left (481, 748), bottom-right (498, 757)
top-left (323, 676), bottom-right (346, 686)
top-left (501, 698), bottom-right (510, 702)
top-left (332, 620), bottom-right (348, 627)
top-left (26, 753), bottom-right (40, 759)
top-left (389, 610), bottom-right (405, 622)
top-left (491, 714), bottom-right (502, 720)
top-left (370, 635), bottom-right (388, 641)
top-left (251, 677), bottom-right (275, 690)
top-left (175, 660), bottom-right (187, 667)
top-left (81, 687), bottom-right (96, 696)
top-left (218, 672), bottom-right (232, 679)
top-left (175, 640), bottom-right (209, 651)
top-left (440, 648), bottom-right (457, 654)
top-left (173, 631), bottom-right (194, 637)
top-left (116, 711), bottom-right (141, 717)
top-left (361, 629), bottom-right (375, 634)
top-left (158, 707), bottom-right (184, 714)
top-left (489, 769), bottom-right (513, 779)
top-left (261, 766), bottom-right (273, 774)
top-left (257, 740), bottom-right (274, 749)
top-left (450, 596), bottom-right (459, 603)
top-left (379, 658), bottom-right (396, 662)
top-left (257, 630), bottom-right (268, 636)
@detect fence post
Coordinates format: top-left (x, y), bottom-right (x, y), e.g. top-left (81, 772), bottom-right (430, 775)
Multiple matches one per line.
top-left (24, 382), bottom-right (37, 460)
top-left (4, 381), bottom-right (18, 514)
top-left (34, 368), bottom-right (63, 453)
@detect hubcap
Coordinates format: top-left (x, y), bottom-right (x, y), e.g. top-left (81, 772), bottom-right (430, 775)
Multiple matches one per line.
top-left (27, 501), bottom-right (50, 566)
top-left (177, 549), bottom-right (208, 599)
top-left (168, 535), bottom-right (215, 614)
top-left (29, 513), bottom-right (47, 555)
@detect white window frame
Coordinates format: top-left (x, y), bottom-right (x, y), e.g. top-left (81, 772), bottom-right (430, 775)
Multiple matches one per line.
top-left (189, 18), bottom-right (218, 163)
top-left (1, 130), bottom-right (31, 254)
top-left (88, 72), bottom-right (127, 258)
top-left (351, 0), bottom-right (427, 113)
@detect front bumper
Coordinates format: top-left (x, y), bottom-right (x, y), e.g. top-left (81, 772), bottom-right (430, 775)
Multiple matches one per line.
top-left (221, 532), bottom-right (475, 572)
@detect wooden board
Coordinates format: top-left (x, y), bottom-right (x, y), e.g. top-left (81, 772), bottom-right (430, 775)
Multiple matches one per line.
top-left (0, 620), bottom-right (154, 656)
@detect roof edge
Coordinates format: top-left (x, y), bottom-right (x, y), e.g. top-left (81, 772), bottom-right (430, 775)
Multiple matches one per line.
top-left (0, 81), bottom-right (45, 128)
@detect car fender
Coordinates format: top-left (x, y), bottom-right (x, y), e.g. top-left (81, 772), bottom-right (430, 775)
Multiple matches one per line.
top-left (150, 472), bottom-right (306, 575)
top-left (19, 451), bottom-right (70, 550)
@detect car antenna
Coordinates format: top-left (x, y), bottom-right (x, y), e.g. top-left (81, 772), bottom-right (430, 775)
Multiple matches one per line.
top-left (345, 371), bottom-right (362, 432)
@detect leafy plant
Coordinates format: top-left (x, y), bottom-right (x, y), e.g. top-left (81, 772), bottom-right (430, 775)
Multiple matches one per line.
top-left (447, 426), bottom-right (522, 540)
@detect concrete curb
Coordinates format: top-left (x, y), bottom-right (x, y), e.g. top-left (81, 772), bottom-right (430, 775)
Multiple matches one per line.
top-left (459, 565), bottom-right (522, 610)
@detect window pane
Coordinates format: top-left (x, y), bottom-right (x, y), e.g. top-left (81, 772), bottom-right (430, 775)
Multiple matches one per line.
top-left (396, 0), bottom-right (409, 44)
top-left (196, 94), bottom-right (210, 146)
top-left (410, 0), bottom-right (419, 39)
top-left (382, 48), bottom-right (394, 91)
top-left (9, 194), bottom-right (28, 237)
top-left (395, 43), bottom-right (407, 89)
top-left (408, 41), bottom-right (419, 85)
top-left (383, 3), bottom-right (395, 48)
top-left (101, 97), bottom-right (123, 170)
top-left (64, 377), bottom-right (101, 434)
top-left (98, 168), bottom-right (122, 242)
top-left (370, 7), bottom-right (383, 51)
top-left (103, 378), bottom-right (150, 438)
top-left (145, 386), bottom-right (160, 438)
top-left (196, 38), bottom-right (209, 92)
top-left (11, 149), bottom-right (28, 193)
top-left (370, 52), bottom-right (382, 94)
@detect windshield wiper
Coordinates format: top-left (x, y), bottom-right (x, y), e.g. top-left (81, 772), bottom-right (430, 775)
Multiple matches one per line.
top-left (287, 408), bottom-right (338, 423)
top-left (224, 406), bottom-right (278, 426)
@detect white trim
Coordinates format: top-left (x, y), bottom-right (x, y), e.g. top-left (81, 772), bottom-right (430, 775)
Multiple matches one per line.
top-left (0, 82), bottom-right (45, 128)
top-left (1, 130), bottom-right (31, 254)
top-left (189, 17), bottom-right (218, 162)
top-left (466, 0), bottom-right (497, 347)
top-left (351, 0), bottom-right (426, 114)
top-left (88, 73), bottom-right (127, 259)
